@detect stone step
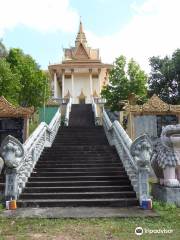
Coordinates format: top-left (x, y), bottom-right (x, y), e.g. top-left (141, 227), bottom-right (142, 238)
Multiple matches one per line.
top-left (25, 181), bottom-right (133, 188)
top-left (41, 152), bottom-right (118, 157)
top-left (16, 105), bottom-right (138, 208)
top-left (31, 171), bottom-right (128, 177)
top-left (20, 191), bottom-right (136, 200)
top-left (28, 176), bottom-right (131, 182)
top-left (17, 198), bottom-right (139, 208)
top-left (47, 145), bottom-right (116, 150)
top-left (37, 161), bottom-right (121, 165)
top-left (34, 167), bottom-right (125, 172)
top-left (35, 163), bottom-right (123, 168)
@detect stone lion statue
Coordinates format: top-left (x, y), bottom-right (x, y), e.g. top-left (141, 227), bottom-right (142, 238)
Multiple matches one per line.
top-left (151, 124), bottom-right (180, 187)
top-left (0, 135), bottom-right (24, 169)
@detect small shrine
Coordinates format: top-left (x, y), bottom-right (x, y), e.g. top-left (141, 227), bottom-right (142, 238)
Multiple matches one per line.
top-left (0, 96), bottom-right (34, 144)
top-left (123, 94), bottom-right (180, 140)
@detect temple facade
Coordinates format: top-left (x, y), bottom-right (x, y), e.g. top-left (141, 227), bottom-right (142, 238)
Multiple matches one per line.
top-left (48, 21), bottom-right (112, 104)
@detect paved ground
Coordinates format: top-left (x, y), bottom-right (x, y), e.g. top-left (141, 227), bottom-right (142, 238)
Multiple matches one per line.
top-left (0, 207), bottom-right (159, 218)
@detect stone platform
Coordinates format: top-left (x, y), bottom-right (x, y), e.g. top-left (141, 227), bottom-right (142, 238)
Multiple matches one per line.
top-left (152, 183), bottom-right (180, 206)
top-left (0, 207), bottom-right (158, 218)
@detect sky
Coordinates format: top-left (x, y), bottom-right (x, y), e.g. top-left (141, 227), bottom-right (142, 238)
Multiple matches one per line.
top-left (0, 0), bottom-right (180, 73)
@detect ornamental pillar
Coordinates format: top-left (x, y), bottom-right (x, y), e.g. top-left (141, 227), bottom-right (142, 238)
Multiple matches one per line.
top-left (53, 71), bottom-right (57, 98)
top-left (89, 69), bottom-right (93, 99)
top-left (98, 68), bottom-right (101, 96)
top-left (62, 69), bottom-right (65, 98)
top-left (71, 69), bottom-right (74, 103)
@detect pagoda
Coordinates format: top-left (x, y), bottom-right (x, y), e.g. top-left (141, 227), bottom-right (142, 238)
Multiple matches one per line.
top-left (48, 21), bottom-right (112, 104)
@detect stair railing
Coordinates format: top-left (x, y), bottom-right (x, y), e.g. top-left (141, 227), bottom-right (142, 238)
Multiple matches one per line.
top-left (91, 97), bottom-right (100, 125)
top-left (64, 97), bottom-right (72, 126)
top-left (102, 108), bottom-right (153, 203)
top-left (0, 107), bottom-right (61, 200)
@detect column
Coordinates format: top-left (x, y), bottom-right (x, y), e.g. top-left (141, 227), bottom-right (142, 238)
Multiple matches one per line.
top-left (89, 69), bottom-right (93, 101)
top-left (98, 68), bottom-right (101, 96)
top-left (62, 69), bottom-right (65, 98)
top-left (106, 69), bottom-right (110, 84)
top-left (53, 71), bottom-right (57, 98)
top-left (71, 69), bottom-right (74, 103)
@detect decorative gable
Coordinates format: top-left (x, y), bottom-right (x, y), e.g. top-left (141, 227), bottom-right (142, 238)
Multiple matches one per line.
top-left (74, 43), bottom-right (89, 60)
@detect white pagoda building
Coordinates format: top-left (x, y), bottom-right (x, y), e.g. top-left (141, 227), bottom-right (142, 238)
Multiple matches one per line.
top-left (48, 21), bottom-right (112, 104)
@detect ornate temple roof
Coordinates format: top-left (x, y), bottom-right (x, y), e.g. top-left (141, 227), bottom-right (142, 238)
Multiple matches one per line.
top-left (48, 20), bottom-right (113, 74)
top-left (63, 21), bottom-right (100, 62)
top-left (46, 99), bottom-right (59, 106)
top-left (75, 20), bottom-right (87, 47)
top-left (124, 94), bottom-right (180, 115)
top-left (0, 96), bottom-right (34, 118)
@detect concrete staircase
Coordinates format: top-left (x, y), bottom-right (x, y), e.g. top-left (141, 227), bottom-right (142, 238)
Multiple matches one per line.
top-left (17, 104), bottom-right (138, 207)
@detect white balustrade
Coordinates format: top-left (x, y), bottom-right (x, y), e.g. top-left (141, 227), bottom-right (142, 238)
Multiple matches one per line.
top-left (92, 98), bottom-right (152, 203)
top-left (91, 97), bottom-right (100, 125)
top-left (64, 97), bottom-right (72, 126)
top-left (0, 107), bottom-right (61, 200)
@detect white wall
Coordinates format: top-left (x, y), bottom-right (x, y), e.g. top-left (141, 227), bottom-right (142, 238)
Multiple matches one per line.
top-left (92, 77), bottom-right (99, 95)
top-left (73, 73), bottom-right (90, 103)
top-left (63, 71), bottom-right (105, 103)
top-left (64, 78), bottom-right (72, 97)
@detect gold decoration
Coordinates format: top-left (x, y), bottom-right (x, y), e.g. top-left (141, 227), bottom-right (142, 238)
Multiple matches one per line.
top-left (143, 94), bottom-right (169, 112)
top-left (170, 105), bottom-right (180, 113)
top-left (64, 90), bottom-right (71, 99)
top-left (79, 89), bottom-right (86, 99)
top-left (0, 96), bottom-right (34, 118)
top-left (74, 43), bottom-right (89, 59)
top-left (93, 90), bottom-right (99, 98)
top-left (124, 94), bottom-right (180, 115)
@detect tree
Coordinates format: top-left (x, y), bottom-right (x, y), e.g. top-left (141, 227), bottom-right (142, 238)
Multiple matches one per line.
top-left (148, 49), bottom-right (180, 104)
top-left (101, 55), bottom-right (147, 111)
top-left (6, 48), bottom-right (50, 108)
top-left (0, 58), bottom-right (21, 104)
top-left (0, 40), bottom-right (8, 59)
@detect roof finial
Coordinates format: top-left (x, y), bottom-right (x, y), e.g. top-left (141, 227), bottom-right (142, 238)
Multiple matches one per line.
top-left (75, 17), bottom-right (87, 47)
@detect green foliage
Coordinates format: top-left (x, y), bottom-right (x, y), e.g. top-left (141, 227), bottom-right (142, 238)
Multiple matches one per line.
top-left (6, 48), bottom-right (50, 109)
top-left (102, 55), bottom-right (147, 111)
top-left (0, 40), bottom-right (8, 59)
top-left (29, 111), bottom-right (39, 135)
top-left (0, 58), bottom-right (21, 105)
top-left (153, 200), bottom-right (177, 211)
top-left (148, 49), bottom-right (180, 104)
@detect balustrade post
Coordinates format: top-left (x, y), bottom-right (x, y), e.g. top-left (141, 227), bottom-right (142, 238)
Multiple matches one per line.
top-left (5, 168), bottom-right (18, 200)
top-left (130, 134), bottom-right (153, 202)
top-left (138, 167), bottom-right (150, 203)
top-left (0, 136), bottom-right (24, 200)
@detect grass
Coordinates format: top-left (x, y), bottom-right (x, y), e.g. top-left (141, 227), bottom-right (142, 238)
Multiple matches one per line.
top-left (0, 201), bottom-right (179, 240)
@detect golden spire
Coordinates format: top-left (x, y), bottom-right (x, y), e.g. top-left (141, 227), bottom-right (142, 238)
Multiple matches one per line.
top-left (75, 20), bottom-right (87, 47)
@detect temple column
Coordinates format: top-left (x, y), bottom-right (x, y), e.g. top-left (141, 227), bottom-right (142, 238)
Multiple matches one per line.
top-left (53, 71), bottom-right (57, 98)
top-left (71, 69), bottom-right (74, 103)
top-left (98, 68), bottom-right (101, 96)
top-left (89, 69), bottom-right (93, 101)
top-left (62, 69), bottom-right (65, 98)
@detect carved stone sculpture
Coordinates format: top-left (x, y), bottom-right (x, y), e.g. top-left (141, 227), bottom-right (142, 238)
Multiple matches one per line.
top-left (0, 157), bottom-right (4, 174)
top-left (151, 124), bottom-right (180, 187)
top-left (131, 135), bottom-right (153, 168)
top-left (0, 136), bottom-right (25, 200)
top-left (130, 135), bottom-right (153, 200)
top-left (0, 135), bottom-right (24, 169)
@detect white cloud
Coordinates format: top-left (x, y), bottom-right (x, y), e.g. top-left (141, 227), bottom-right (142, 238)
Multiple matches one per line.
top-left (86, 0), bottom-right (180, 73)
top-left (0, 0), bottom-right (79, 35)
